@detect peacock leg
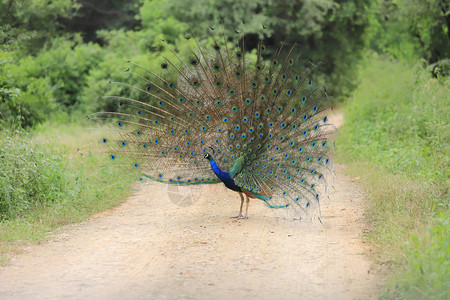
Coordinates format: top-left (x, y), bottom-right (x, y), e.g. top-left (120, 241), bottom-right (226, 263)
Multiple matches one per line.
top-left (242, 193), bottom-right (250, 219)
top-left (231, 192), bottom-right (245, 219)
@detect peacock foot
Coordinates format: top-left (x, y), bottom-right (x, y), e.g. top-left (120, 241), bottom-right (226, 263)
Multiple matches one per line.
top-left (231, 214), bottom-right (248, 219)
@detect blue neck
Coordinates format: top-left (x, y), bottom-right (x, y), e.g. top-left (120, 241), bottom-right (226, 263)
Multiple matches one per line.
top-left (208, 157), bottom-right (241, 192)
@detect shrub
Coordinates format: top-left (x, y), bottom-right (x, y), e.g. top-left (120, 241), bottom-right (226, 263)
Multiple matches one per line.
top-left (9, 35), bottom-right (103, 109)
top-left (0, 52), bottom-right (54, 129)
top-left (0, 132), bottom-right (74, 219)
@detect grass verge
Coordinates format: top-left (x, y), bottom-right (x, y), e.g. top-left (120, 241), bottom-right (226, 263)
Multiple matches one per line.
top-left (0, 123), bottom-right (137, 264)
top-left (336, 53), bottom-right (449, 299)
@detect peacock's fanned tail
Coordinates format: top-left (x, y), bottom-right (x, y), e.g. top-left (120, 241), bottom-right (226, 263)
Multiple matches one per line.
top-left (90, 27), bottom-right (336, 219)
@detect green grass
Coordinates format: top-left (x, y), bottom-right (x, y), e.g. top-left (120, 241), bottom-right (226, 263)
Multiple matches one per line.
top-left (384, 210), bottom-right (449, 299)
top-left (0, 122), bottom-right (138, 263)
top-left (337, 53), bottom-right (449, 299)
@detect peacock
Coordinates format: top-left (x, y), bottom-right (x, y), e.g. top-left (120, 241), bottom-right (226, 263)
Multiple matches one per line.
top-left (90, 26), bottom-right (336, 220)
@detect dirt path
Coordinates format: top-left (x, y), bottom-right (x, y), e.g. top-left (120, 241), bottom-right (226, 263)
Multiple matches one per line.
top-left (0, 161), bottom-right (381, 299)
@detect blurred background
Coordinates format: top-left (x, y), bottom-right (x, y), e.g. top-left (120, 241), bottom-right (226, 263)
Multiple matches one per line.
top-left (1, 0), bottom-right (448, 128)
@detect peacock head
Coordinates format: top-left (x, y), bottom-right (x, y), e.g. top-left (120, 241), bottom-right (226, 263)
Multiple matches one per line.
top-left (203, 147), bottom-right (215, 161)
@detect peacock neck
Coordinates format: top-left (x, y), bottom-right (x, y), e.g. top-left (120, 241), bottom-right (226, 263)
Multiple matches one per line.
top-left (208, 157), bottom-right (225, 178)
top-left (207, 156), bottom-right (241, 192)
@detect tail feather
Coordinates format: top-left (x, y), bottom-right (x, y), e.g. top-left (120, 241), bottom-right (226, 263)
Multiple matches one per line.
top-left (90, 24), bottom-right (336, 219)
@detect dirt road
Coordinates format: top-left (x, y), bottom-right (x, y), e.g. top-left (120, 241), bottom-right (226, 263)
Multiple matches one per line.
top-left (0, 162), bottom-right (380, 300)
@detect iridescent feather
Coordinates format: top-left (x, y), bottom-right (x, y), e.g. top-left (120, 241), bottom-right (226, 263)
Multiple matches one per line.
top-left (89, 26), bottom-right (336, 220)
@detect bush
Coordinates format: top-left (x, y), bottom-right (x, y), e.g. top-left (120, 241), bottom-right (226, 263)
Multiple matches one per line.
top-left (0, 52), bottom-right (53, 129)
top-left (0, 0), bottom-right (80, 53)
top-left (81, 25), bottom-right (194, 113)
top-left (0, 132), bottom-right (75, 219)
top-left (340, 53), bottom-right (449, 182)
top-left (9, 35), bottom-right (103, 109)
top-left (1, 35), bottom-right (104, 129)
top-left (0, 127), bottom-right (138, 222)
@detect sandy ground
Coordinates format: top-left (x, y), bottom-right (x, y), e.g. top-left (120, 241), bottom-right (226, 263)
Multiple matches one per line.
top-left (0, 162), bottom-right (381, 300)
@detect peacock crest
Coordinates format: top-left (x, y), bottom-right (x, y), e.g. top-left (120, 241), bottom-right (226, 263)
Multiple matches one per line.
top-left (90, 25), bottom-right (336, 220)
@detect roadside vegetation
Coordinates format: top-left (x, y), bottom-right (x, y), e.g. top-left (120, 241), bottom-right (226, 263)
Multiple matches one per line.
top-left (337, 54), bottom-right (449, 299)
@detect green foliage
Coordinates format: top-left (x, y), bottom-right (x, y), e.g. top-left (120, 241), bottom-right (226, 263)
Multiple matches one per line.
top-left (1, 0), bottom-right (79, 28)
top-left (340, 53), bottom-right (449, 182)
top-left (161, 0), bottom-right (370, 98)
top-left (2, 0), bottom-right (192, 128)
top-left (381, 211), bottom-right (449, 300)
top-left (0, 58), bottom-right (23, 129)
top-left (81, 19), bottom-right (192, 113)
top-left (9, 35), bottom-right (103, 108)
top-left (0, 0), bottom-right (80, 53)
top-left (139, 0), bottom-right (189, 44)
top-left (0, 132), bottom-right (74, 219)
top-left (0, 35), bottom-right (103, 130)
top-left (2, 0), bottom-right (448, 131)
top-left (0, 23), bottom-right (37, 52)
top-left (337, 53), bottom-right (449, 299)
top-left (1, 35), bottom-right (104, 128)
top-left (366, 0), bottom-right (450, 67)
top-left (62, 0), bottom-right (140, 42)
top-left (341, 161), bottom-right (449, 299)
top-left (81, 30), bottom-right (148, 113)
top-left (0, 51), bottom-right (53, 129)
top-left (0, 126), bottom-right (137, 249)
